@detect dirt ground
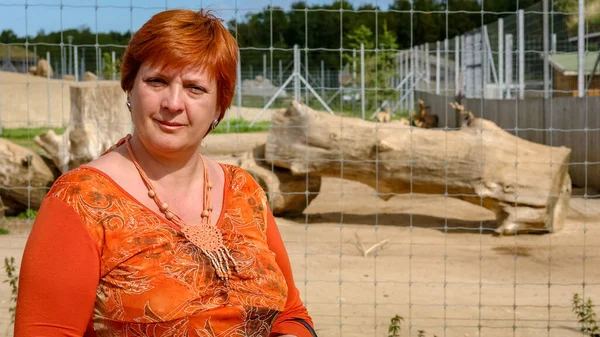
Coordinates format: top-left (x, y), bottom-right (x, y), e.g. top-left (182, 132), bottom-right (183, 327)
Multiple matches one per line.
top-left (0, 71), bottom-right (599, 337)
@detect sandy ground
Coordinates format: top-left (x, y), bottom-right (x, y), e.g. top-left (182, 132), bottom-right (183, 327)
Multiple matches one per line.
top-left (0, 153), bottom-right (596, 337)
top-left (0, 71), bottom-right (599, 337)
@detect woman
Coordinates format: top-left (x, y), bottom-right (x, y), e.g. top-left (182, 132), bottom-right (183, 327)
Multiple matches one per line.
top-left (15, 9), bottom-right (316, 337)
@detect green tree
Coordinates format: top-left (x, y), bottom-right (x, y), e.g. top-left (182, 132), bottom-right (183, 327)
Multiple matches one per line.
top-left (0, 29), bottom-right (18, 43)
top-left (345, 22), bottom-right (399, 109)
top-left (102, 52), bottom-right (121, 80)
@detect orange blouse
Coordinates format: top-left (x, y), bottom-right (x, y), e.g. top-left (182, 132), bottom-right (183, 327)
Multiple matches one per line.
top-left (15, 164), bottom-right (315, 337)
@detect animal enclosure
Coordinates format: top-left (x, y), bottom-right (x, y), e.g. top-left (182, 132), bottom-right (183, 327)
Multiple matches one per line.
top-left (0, 1), bottom-right (599, 337)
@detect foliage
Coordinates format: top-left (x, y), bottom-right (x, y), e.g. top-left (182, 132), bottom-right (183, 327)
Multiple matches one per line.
top-left (0, 127), bottom-right (66, 154)
top-left (388, 314), bottom-right (404, 337)
top-left (555, 0), bottom-right (600, 35)
top-left (573, 293), bottom-right (600, 337)
top-left (229, 0), bottom-right (537, 72)
top-left (16, 209), bottom-right (38, 220)
top-left (0, 26), bottom-right (130, 77)
top-left (4, 257), bottom-right (18, 326)
top-left (0, 228), bottom-right (8, 235)
top-left (344, 22), bottom-right (399, 108)
top-left (1, 127), bottom-right (66, 140)
top-left (102, 52), bottom-right (121, 80)
top-left (2, 0), bottom-right (552, 76)
top-left (212, 118), bottom-right (271, 133)
top-left (388, 314), bottom-right (438, 337)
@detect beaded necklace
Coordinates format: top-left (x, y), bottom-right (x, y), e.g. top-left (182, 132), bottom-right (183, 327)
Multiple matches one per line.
top-left (123, 135), bottom-right (237, 280)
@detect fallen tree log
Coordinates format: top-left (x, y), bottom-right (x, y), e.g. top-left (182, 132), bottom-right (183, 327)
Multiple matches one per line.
top-left (35, 82), bottom-right (131, 172)
top-left (239, 144), bottom-right (321, 216)
top-left (0, 139), bottom-right (56, 214)
top-left (265, 101), bottom-right (572, 234)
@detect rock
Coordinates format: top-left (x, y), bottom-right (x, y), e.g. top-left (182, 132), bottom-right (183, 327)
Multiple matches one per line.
top-left (0, 138), bottom-right (56, 214)
top-left (83, 71), bottom-right (98, 81)
top-left (28, 59), bottom-right (53, 78)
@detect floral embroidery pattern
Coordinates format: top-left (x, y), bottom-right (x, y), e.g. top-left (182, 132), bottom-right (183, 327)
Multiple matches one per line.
top-left (50, 165), bottom-right (288, 336)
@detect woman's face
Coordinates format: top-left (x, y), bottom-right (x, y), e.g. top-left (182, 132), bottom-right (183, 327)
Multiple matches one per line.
top-left (128, 62), bottom-right (220, 156)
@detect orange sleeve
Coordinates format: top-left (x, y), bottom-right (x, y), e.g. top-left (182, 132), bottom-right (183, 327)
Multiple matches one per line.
top-left (15, 196), bottom-right (100, 337)
top-left (266, 207), bottom-right (316, 337)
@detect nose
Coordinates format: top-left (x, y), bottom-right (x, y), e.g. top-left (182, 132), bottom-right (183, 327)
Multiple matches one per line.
top-left (161, 85), bottom-right (185, 113)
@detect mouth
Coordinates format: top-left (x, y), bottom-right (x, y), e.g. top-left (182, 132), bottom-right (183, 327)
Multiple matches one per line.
top-left (154, 119), bottom-right (186, 131)
top-left (155, 119), bottom-right (185, 127)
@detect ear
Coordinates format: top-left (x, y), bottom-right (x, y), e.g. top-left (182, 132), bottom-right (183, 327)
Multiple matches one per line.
top-left (214, 108), bottom-right (223, 122)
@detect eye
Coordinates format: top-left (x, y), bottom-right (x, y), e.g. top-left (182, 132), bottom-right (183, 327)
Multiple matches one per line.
top-left (188, 85), bottom-right (207, 94)
top-left (146, 78), bottom-right (166, 86)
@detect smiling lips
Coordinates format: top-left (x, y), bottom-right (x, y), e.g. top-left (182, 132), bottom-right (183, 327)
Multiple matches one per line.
top-left (156, 119), bottom-right (185, 127)
top-left (155, 119), bottom-right (186, 131)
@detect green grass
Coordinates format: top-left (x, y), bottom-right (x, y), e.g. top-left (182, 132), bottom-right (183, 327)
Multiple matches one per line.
top-left (15, 209), bottom-right (38, 220)
top-left (1, 127), bottom-right (66, 140)
top-left (0, 228), bottom-right (9, 235)
top-left (5, 209), bottom-right (39, 222)
top-left (214, 118), bottom-right (271, 133)
top-left (0, 127), bottom-right (66, 154)
top-left (0, 45), bottom-right (32, 59)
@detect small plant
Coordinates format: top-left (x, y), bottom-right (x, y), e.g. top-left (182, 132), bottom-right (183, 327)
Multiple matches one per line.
top-left (388, 314), bottom-right (404, 337)
top-left (4, 257), bottom-right (18, 326)
top-left (573, 293), bottom-right (600, 337)
top-left (417, 330), bottom-right (437, 337)
top-left (17, 208), bottom-right (38, 220)
top-left (0, 228), bottom-right (8, 235)
top-left (102, 52), bottom-right (121, 80)
top-left (388, 316), bottom-right (438, 337)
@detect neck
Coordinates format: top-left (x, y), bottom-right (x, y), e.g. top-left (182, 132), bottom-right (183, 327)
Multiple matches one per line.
top-left (128, 133), bottom-right (204, 186)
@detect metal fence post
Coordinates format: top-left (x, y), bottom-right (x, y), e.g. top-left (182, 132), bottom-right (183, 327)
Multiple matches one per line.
top-left (361, 43), bottom-right (365, 119)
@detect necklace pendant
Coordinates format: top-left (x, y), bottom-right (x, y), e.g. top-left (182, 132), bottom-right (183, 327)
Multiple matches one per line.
top-left (181, 223), bottom-right (237, 280)
top-left (181, 222), bottom-right (224, 252)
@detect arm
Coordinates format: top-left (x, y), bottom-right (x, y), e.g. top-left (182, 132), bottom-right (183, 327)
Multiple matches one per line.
top-left (15, 197), bottom-right (100, 337)
top-left (265, 207), bottom-right (317, 337)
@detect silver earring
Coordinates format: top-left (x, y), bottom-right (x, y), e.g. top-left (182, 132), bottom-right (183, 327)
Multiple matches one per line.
top-left (211, 119), bottom-right (219, 130)
top-left (126, 99), bottom-right (131, 112)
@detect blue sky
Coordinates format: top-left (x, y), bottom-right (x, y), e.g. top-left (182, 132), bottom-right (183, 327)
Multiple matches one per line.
top-left (1, 0), bottom-right (395, 37)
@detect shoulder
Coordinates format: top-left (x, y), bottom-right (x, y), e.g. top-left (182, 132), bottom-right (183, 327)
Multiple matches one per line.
top-left (220, 163), bottom-right (264, 196)
top-left (47, 165), bottom-right (121, 205)
top-left (50, 166), bottom-right (109, 190)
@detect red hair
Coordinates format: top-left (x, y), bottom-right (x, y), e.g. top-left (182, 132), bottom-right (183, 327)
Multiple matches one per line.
top-left (120, 9), bottom-right (238, 119)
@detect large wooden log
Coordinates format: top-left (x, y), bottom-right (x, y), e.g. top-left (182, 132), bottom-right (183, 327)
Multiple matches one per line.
top-left (265, 101), bottom-right (572, 234)
top-left (0, 139), bottom-right (55, 214)
top-left (239, 144), bottom-right (321, 216)
top-left (35, 82), bottom-right (131, 172)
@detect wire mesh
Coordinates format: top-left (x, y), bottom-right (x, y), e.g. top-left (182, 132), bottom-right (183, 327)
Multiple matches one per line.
top-left (0, 1), bottom-right (599, 337)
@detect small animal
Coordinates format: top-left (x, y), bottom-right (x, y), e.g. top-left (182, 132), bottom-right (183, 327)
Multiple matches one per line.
top-left (412, 99), bottom-right (439, 128)
top-left (376, 107), bottom-right (391, 123)
top-left (449, 102), bottom-right (474, 127)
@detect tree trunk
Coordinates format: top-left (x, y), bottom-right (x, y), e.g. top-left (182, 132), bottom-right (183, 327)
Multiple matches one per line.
top-left (240, 144), bottom-right (321, 216)
top-left (34, 82), bottom-right (131, 172)
top-left (265, 101), bottom-right (572, 234)
top-left (0, 139), bottom-right (55, 214)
